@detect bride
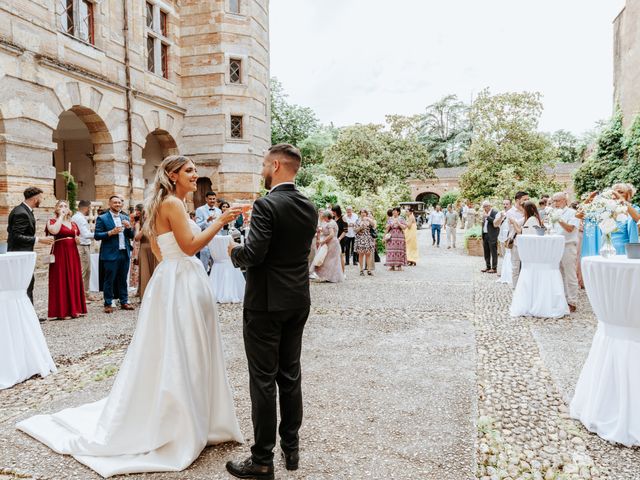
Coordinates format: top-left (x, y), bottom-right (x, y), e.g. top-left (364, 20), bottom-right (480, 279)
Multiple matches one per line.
top-left (17, 156), bottom-right (244, 477)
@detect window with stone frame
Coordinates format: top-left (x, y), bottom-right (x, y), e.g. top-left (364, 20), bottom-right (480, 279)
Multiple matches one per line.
top-left (145, 3), bottom-right (170, 79)
top-left (229, 0), bottom-right (240, 14)
top-left (229, 59), bottom-right (242, 84)
top-left (230, 116), bottom-right (244, 139)
top-left (57, 0), bottom-right (95, 45)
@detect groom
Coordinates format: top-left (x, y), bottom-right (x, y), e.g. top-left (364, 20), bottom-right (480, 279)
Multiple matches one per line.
top-left (227, 144), bottom-right (317, 479)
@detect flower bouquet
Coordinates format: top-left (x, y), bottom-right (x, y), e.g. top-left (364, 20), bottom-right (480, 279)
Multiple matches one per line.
top-left (579, 189), bottom-right (629, 257)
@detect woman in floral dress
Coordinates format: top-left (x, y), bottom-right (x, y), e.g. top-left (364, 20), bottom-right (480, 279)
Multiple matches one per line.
top-left (385, 207), bottom-right (407, 271)
top-left (354, 209), bottom-right (377, 276)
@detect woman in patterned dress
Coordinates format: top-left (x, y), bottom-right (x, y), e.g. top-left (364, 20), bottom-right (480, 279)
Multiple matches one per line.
top-left (310, 211), bottom-right (344, 283)
top-left (354, 209), bottom-right (377, 276)
top-left (385, 207), bottom-right (407, 271)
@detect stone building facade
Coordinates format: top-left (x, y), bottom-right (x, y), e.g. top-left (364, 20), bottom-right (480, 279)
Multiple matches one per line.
top-left (614, 1), bottom-right (640, 128)
top-left (0, 0), bottom-right (270, 243)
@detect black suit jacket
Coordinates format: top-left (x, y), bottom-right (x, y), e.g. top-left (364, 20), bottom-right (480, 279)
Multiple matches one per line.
top-left (482, 208), bottom-right (500, 241)
top-left (230, 183), bottom-right (317, 312)
top-left (7, 203), bottom-right (37, 252)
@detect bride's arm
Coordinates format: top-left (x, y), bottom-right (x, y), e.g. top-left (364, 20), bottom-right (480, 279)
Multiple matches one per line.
top-left (164, 197), bottom-right (241, 256)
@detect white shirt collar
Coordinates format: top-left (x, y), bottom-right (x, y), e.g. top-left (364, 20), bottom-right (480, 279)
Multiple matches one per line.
top-left (269, 181), bottom-right (295, 193)
top-left (22, 202), bottom-right (33, 212)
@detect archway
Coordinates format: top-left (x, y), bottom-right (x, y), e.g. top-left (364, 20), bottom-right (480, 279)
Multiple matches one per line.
top-left (142, 129), bottom-right (178, 199)
top-left (416, 191), bottom-right (441, 206)
top-left (53, 109), bottom-right (103, 201)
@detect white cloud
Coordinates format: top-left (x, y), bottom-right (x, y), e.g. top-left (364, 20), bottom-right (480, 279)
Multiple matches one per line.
top-left (269, 0), bottom-right (626, 134)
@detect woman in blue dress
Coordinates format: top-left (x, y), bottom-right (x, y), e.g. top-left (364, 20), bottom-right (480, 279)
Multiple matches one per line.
top-left (610, 183), bottom-right (640, 254)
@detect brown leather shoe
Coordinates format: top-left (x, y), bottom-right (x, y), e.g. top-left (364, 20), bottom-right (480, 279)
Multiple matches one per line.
top-left (121, 304), bottom-right (135, 311)
top-left (104, 306), bottom-right (114, 314)
top-left (569, 304), bottom-right (577, 313)
top-left (487, 269), bottom-right (497, 274)
top-left (226, 457), bottom-right (274, 479)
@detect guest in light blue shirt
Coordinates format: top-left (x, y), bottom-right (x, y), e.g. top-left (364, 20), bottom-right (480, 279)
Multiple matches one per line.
top-left (194, 191), bottom-right (221, 272)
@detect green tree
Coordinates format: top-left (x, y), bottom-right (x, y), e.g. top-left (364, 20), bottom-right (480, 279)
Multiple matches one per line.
top-left (418, 95), bottom-right (471, 167)
top-left (324, 123), bottom-right (433, 196)
top-left (439, 190), bottom-right (460, 208)
top-left (298, 126), bottom-right (337, 166)
top-left (549, 129), bottom-right (580, 163)
top-left (460, 89), bottom-right (559, 201)
top-left (573, 108), bottom-right (625, 197)
top-left (270, 77), bottom-right (320, 147)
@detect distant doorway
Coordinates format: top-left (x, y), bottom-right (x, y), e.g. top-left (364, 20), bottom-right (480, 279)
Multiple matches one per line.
top-left (194, 178), bottom-right (212, 209)
top-left (416, 192), bottom-right (441, 206)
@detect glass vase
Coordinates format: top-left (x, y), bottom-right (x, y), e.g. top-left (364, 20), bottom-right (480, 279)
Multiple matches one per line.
top-left (599, 233), bottom-right (617, 258)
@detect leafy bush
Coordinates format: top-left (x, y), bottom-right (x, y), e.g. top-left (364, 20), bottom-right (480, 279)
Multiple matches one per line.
top-left (60, 170), bottom-right (78, 212)
top-left (440, 190), bottom-right (460, 208)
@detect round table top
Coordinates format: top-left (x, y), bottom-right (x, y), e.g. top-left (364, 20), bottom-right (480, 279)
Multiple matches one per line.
top-left (0, 251), bottom-right (36, 260)
top-left (0, 252), bottom-right (36, 292)
top-left (582, 255), bottom-right (640, 267)
top-left (516, 235), bottom-right (565, 264)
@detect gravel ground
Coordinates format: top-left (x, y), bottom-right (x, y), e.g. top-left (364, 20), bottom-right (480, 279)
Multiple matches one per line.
top-left (0, 230), bottom-right (477, 479)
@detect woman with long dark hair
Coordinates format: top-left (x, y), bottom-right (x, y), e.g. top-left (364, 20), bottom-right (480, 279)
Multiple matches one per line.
top-left (332, 205), bottom-right (347, 275)
top-left (511, 201), bottom-right (542, 235)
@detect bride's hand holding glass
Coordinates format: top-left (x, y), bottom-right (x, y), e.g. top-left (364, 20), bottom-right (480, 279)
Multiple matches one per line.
top-left (218, 207), bottom-right (243, 225)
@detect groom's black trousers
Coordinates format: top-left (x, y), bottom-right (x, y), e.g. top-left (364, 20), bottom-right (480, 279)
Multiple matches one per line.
top-left (243, 306), bottom-right (310, 466)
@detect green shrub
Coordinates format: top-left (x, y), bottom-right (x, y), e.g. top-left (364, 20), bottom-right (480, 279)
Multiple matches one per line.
top-left (464, 225), bottom-right (482, 249)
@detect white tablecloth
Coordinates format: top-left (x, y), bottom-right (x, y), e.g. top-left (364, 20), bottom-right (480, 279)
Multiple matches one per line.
top-left (509, 235), bottom-right (569, 318)
top-left (0, 252), bottom-right (56, 389)
top-left (570, 255), bottom-right (640, 446)
top-left (208, 235), bottom-right (245, 304)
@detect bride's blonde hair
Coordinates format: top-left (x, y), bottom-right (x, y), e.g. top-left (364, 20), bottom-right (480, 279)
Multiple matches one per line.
top-left (143, 155), bottom-right (191, 237)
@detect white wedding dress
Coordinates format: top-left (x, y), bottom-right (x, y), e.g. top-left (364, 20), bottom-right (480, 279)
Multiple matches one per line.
top-left (17, 220), bottom-right (243, 478)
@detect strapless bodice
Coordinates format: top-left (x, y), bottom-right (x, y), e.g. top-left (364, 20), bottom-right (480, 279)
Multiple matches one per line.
top-left (157, 220), bottom-right (200, 260)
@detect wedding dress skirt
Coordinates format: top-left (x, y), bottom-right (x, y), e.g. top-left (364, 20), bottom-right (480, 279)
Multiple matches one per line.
top-left (18, 221), bottom-right (243, 478)
top-left (208, 235), bottom-right (246, 304)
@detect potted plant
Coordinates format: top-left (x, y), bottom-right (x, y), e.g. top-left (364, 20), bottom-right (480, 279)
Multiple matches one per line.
top-left (464, 225), bottom-right (483, 256)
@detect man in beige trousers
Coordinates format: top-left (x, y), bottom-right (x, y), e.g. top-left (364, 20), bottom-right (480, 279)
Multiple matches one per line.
top-left (72, 200), bottom-right (95, 302)
top-left (552, 192), bottom-right (580, 313)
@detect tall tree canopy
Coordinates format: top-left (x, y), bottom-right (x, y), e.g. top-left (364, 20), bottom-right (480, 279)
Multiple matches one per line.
top-left (270, 78), bottom-right (320, 148)
top-left (460, 90), bottom-right (558, 201)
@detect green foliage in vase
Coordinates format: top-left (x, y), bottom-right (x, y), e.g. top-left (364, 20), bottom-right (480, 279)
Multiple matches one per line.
top-left (60, 170), bottom-right (78, 213)
top-left (460, 89), bottom-right (559, 202)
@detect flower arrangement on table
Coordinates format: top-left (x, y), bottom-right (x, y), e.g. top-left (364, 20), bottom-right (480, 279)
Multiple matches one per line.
top-left (578, 189), bottom-right (629, 257)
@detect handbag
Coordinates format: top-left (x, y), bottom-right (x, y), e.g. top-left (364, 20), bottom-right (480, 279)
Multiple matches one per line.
top-left (46, 240), bottom-right (55, 264)
top-left (369, 227), bottom-right (378, 239)
top-left (312, 244), bottom-right (328, 267)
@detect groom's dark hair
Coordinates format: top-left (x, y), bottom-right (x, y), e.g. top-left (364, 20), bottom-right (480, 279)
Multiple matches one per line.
top-left (268, 144), bottom-right (302, 172)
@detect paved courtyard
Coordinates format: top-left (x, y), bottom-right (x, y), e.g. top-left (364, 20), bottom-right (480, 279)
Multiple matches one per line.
top-left (1, 230), bottom-right (639, 480)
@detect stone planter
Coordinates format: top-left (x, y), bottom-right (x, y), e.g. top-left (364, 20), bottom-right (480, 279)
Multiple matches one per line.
top-left (466, 237), bottom-right (483, 257)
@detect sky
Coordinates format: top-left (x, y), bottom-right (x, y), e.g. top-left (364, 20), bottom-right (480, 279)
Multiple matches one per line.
top-left (269, 0), bottom-right (626, 136)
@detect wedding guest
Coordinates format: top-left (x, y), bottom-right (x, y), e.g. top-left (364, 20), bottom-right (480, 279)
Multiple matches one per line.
top-left (551, 192), bottom-right (580, 312)
top-left (507, 191), bottom-right (529, 287)
top-left (369, 209), bottom-right (381, 267)
top-left (385, 207), bottom-right (407, 271)
top-left (538, 197), bottom-right (550, 226)
top-left (310, 211), bottom-right (343, 283)
top-left (480, 200), bottom-right (499, 273)
top-left (95, 195), bottom-right (135, 313)
top-left (129, 203), bottom-right (143, 293)
top-left (195, 191), bottom-right (221, 272)
top-left (343, 205), bottom-right (359, 265)
top-left (611, 183), bottom-right (640, 254)
top-left (405, 208), bottom-right (419, 266)
top-left (445, 204), bottom-right (458, 249)
top-left (46, 200), bottom-right (87, 319)
top-left (461, 202), bottom-right (469, 229)
top-left (331, 205), bottom-right (347, 275)
top-left (218, 200), bottom-right (231, 235)
top-left (7, 187), bottom-right (54, 305)
top-left (71, 200), bottom-right (95, 301)
top-left (494, 199), bottom-right (513, 285)
top-left (429, 205), bottom-right (445, 247)
top-left (511, 200), bottom-right (541, 236)
top-left (355, 209), bottom-right (376, 276)
top-left (134, 209), bottom-right (158, 299)
top-left (465, 202), bottom-right (477, 229)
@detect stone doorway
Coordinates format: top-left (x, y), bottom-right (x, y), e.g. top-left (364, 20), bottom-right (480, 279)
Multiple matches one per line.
top-left (416, 191), bottom-right (441, 206)
top-left (142, 129), bottom-right (179, 199)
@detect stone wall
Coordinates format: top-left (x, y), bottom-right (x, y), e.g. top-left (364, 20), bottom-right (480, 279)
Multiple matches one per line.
top-left (0, 0), bottom-right (270, 246)
top-left (614, 2), bottom-right (640, 128)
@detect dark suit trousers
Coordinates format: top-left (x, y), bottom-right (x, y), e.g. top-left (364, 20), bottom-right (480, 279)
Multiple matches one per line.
top-left (483, 233), bottom-right (498, 269)
top-left (103, 250), bottom-right (130, 306)
top-left (243, 307), bottom-right (310, 465)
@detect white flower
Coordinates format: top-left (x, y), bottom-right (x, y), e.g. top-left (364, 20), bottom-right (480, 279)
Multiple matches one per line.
top-left (599, 218), bottom-right (618, 235)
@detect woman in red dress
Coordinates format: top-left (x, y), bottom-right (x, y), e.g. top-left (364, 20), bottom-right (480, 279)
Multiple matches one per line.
top-left (46, 200), bottom-right (87, 319)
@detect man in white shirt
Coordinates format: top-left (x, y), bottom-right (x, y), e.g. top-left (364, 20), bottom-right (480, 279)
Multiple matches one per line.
top-left (72, 200), bottom-right (95, 300)
top-left (552, 192), bottom-right (580, 312)
top-left (343, 205), bottom-right (359, 265)
top-left (506, 191), bottom-right (528, 287)
top-left (195, 191), bottom-right (221, 272)
top-left (429, 205), bottom-right (445, 247)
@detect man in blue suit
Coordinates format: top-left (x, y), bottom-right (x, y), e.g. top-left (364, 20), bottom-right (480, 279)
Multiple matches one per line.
top-left (95, 195), bottom-right (135, 313)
